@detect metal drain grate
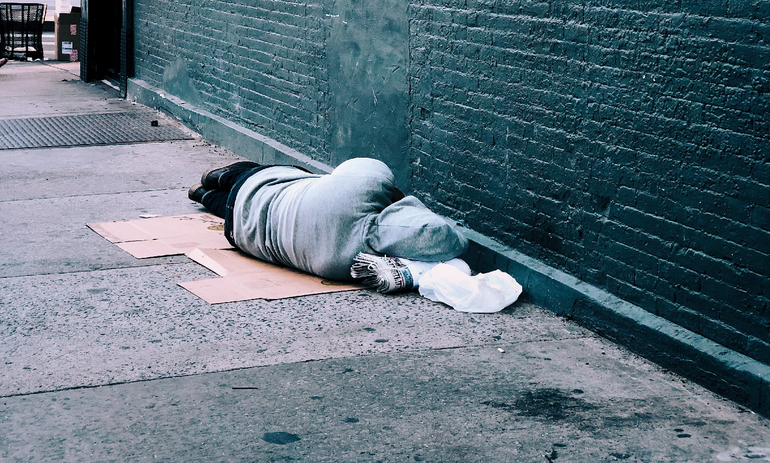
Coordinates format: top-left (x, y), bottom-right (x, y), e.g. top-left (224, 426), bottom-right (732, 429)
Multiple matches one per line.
top-left (0, 112), bottom-right (193, 150)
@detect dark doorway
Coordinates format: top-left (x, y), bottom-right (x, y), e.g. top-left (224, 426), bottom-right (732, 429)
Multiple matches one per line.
top-left (101, 0), bottom-right (123, 84)
top-left (80, 0), bottom-right (132, 96)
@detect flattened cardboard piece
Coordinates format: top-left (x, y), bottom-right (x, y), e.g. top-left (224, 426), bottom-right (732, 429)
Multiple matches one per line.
top-left (87, 213), bottom-right (231, 258)
top-left (180, 248), bottom-right (362, 304)
top-left (116, 240), bottom-right (181, 259)
top-left (89, 214), bottom-right (362, 303)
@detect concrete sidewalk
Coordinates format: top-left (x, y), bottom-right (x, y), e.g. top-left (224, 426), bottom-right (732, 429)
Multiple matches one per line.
top-left (1, 60), bottom-right (769, 462)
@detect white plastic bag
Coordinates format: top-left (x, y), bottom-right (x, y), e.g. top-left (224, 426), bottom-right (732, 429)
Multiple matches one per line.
top-left (418, 264), bottom-right (523, 313)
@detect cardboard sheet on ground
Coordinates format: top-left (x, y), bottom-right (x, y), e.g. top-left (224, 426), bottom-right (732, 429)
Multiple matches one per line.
top-left (181, 248), bottom-right (360, 303)
top-left (87, 213), bottom-right (230, 258)
top-left (88, 213), bottom-right (361, 303)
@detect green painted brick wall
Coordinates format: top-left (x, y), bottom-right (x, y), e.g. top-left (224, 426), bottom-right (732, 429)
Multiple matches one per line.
top-left (134, 0), bottom-right (330, 162)
top-left (133, 0), bottom-right (410, 184)
top-left (132, 0), bottom-right (770, 364)
top-left (409, 0), bottom-right (769, 363)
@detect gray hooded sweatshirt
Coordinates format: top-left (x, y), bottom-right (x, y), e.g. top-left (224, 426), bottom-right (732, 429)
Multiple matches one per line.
top-left (232, 158), bottom-right (468, 281)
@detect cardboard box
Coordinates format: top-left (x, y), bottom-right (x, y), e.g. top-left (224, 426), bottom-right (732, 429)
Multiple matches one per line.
top-left (55, 8), bottom-right (81, 61)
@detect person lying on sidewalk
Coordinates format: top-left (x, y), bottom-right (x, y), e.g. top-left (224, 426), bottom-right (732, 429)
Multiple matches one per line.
top-left (188, 157), bottom-right (469, 291)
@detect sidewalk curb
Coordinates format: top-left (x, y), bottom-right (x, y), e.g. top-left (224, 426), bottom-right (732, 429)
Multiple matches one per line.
top-left (461, 228), bottom-right (770, 417)
top-left (127, 79), bottom-right (332, 175)
top-left (127, 77), bottom-right (769, 418)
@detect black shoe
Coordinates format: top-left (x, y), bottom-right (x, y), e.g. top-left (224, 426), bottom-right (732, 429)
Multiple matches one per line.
top-left (188, 183), bottom-right (210, 203)
top-left (201, 161), bottom-right (260, 190)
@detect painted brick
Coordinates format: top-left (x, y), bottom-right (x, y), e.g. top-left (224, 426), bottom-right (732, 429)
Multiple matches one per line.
top-left (134, 0), bottom-right (769, 365)
top-left (408, 0), bottom-right (770, 362)
top-left (134, 0), bottom-right (330, 162)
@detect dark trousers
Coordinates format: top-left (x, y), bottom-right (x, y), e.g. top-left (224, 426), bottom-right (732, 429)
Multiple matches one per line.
top-left (200, 162), bottom-right (261, 219)
top-left (200, 190), bottom-right (229, 219)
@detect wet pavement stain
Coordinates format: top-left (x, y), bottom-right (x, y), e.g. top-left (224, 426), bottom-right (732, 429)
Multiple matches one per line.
top-left (482, 388), bottom-right (595, 420)
top-left (262, 432), bottom-right (301, 445)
